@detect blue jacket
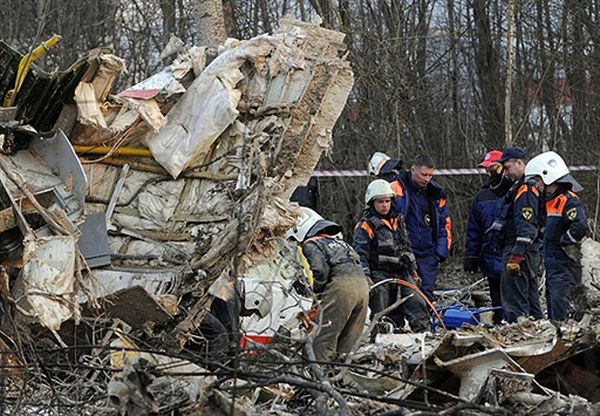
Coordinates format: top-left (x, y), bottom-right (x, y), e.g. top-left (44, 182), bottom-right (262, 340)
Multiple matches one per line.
top-left (544, 188), bottom-right (588, 258)
top-left (492, 177), bottom-right (542, 256)
top-left (380, 170), bottom-right (451, 259)
top-left (543, 187), bottom-right (589, 320)
top-left (464, 182), bottom-right (503, 278)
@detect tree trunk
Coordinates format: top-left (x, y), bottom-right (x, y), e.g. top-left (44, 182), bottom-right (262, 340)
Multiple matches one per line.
top-left (196, 0), bottom-right (227, 49)
top-left (161, 0), bottom-right (177, 42)
top-left (472, 0), bottom-right (504, 148)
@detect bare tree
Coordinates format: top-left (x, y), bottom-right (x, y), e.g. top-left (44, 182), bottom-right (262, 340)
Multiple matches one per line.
top-left (195, 0), bottom-right (227, 48)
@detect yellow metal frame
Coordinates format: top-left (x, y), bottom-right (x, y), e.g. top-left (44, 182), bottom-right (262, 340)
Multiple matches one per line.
top-left (4, 34), bottom-right (62, 107)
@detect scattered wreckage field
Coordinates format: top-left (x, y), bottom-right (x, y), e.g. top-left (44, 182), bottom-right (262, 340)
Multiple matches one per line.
top-left (1, 18), bottom-right (600, 415)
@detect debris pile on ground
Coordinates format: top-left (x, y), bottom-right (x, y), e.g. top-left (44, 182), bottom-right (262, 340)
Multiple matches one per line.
top-left (1, 18), bottom-right (600, 415)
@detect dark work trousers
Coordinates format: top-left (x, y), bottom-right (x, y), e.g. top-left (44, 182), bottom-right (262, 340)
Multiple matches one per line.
top-left (416, 255), bottom-right (438, 301)
top-left (313, 275), bottom-right (369, 361)
top-left (487, 276), bottom-right (503, 324)
top-left (369, 271), bottom-right (430, 332)
top-left (545, 252), bottom-right (582, 321)
top-left (500, 246), bottom-right (543, 323)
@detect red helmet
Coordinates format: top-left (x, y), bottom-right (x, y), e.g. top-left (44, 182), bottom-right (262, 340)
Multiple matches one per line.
top-left (478, 150), bottom-right (502, 168)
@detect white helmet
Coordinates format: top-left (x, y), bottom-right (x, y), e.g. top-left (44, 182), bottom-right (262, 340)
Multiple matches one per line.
top-left (525, 151), bottom-right (583, 191)
top-left (365, 179), bottom-right (395, 205)
top-left (286, 207), bottom-right (323, 242)
top-left (368, 152), bottom-right (391, 176)
top-left (525, 151), bottom-right (569, 185)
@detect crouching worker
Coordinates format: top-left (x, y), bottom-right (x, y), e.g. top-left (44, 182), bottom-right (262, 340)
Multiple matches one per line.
top-left (287, 207), bottom-right (369, 361)
top-left (525, 151), bottom-right (589, 321)
top-left (353, 179), bottom-right (430, 333)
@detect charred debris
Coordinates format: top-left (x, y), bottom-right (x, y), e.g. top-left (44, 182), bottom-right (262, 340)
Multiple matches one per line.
top-left (0, 18), bottom-right (599, 416)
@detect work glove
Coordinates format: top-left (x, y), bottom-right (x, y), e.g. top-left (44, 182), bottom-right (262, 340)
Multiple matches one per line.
top-left (562, 244), bottom-right (582, 264)
top-left (506, 254), bottom-right (524, 276)
top-left (298, 303), bottom-right (319, 331)
top-left (409, 269), bottom-right (422, 287)
top-left (463, 256), bottom-right (479, 274)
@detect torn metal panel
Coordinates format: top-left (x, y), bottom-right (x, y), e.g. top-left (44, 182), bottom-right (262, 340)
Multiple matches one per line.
top-left (145, 38), bottom-right (267, 178)
top-left (240, 278), bottom-right (312, 340)
top-left (77, 212), bottom-right (111, 268)
top-left (434, 348), bottom-right (515, 401)
top-left (97, 286), bottom-right (173, 329)
top-left (12, 233), bottom-right (78, 331)
top-left (513, 339), bottom-right (571, 375)
top-left (0, 149), bottom-right (65, 199)
top-left (0, 131), bottom-right (86, 223)
top-left (277, 17), bottom-right (347, 55)
top-left (29, 129), bottom-right (87, 215)
top-left (106, 163), bottom-right (130, 224)
top-left (108, 238), bottom-right (195, 267)
top-left (228, 238), bottom-right (312, 340)
top-left (78, 266), bottom-right (182, 303)
top-left (118, 66), bottom-right (187, 100)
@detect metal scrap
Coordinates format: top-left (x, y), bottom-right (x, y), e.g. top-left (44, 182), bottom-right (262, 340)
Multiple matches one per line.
top-left (1, 16), bottom-right (600, 416)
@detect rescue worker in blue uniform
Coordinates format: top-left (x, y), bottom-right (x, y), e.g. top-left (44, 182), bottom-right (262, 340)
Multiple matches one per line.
top-left (524, 151), bottom-right (589, 321)
top-left (464, 150), bottom-right (511, 323)
top-left (368, 153), bottom-right (452, 300)
top-left (287, 207), bottom-right (369, 361)
top-left (493, 147), bottom-right (543, 322)
top-left (353, 179), bottom-right (430, 332)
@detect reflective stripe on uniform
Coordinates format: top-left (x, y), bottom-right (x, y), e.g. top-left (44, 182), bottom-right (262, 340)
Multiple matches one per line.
top-left (381, 218), bottom-right (398, 231)
top-left (516, 236), bottom-right (532, 243)
top-left (515, 184), bottom-right (529, 201)
top-left (390, 180), bottom-right (404, 197)
top-left (566, 229), bottom-right (578, 243)
top-left (359, 222), bottom-right (374, 239)
top-left (445, 217), bottom-right (452, 250)
top-left (296, 245), bottom-right (314, 287)
top-left (546, 194), bottom-right (568, 216)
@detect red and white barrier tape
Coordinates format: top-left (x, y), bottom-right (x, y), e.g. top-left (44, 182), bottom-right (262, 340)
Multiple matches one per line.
top-left (313, 165), bottom-right (598, 177)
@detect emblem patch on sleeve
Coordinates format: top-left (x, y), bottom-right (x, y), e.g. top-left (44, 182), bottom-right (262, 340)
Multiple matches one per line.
top-left (423, 213), bottom-right (431, 226)
top-left (567, 207), bottom-right (578, 220)
top-left (521, 207), bottom-right (533, 221)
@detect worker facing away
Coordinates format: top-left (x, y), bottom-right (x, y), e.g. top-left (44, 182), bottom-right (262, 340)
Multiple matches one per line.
top-left (287, 207), bottom-right (369, 361)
